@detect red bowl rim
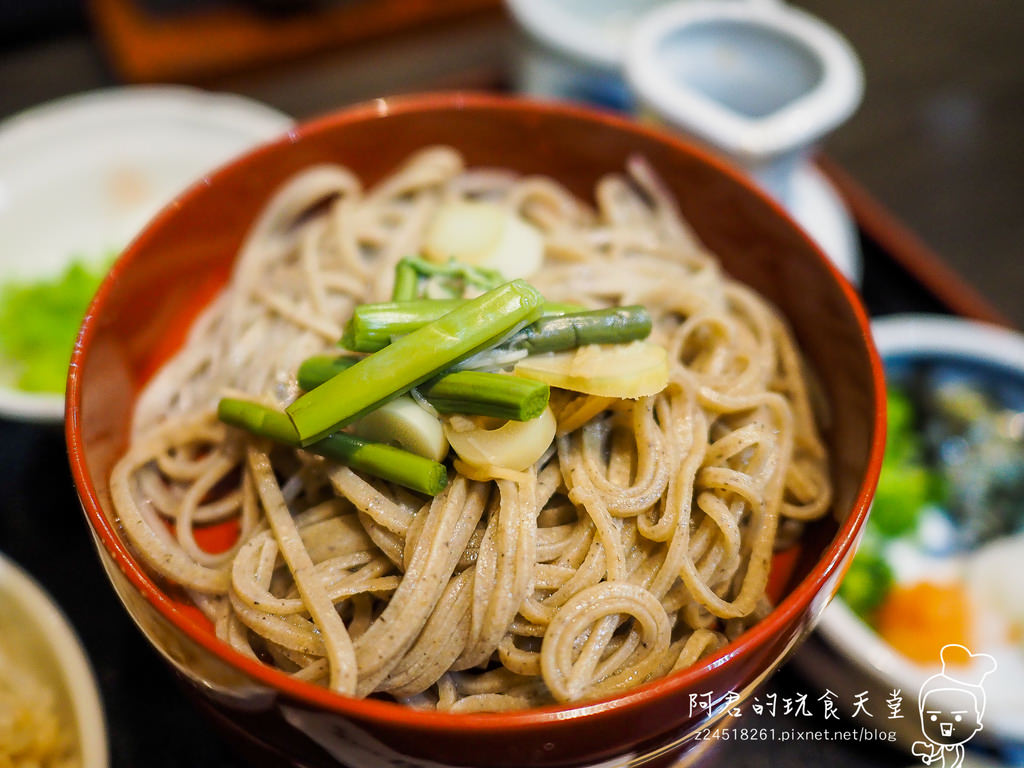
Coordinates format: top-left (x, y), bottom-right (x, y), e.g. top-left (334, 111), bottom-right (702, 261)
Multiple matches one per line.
top-left (65, 91), bottom-right (885, 734)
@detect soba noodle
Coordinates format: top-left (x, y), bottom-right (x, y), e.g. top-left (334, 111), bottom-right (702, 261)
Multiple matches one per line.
top-left (110, 147), bottom-right (831, 711)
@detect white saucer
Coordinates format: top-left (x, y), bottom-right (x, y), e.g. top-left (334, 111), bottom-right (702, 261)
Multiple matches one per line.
top-left (0, 86), bottom-right (292, 423)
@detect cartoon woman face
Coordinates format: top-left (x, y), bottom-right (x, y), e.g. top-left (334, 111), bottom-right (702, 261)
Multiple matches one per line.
top-left (920, 688), bottom-right (983, 747)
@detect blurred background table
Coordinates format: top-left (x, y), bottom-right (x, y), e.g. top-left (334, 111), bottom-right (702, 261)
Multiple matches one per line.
top-left (2, 0), bottom-right (1021, 329)
top-left (1, 2), bottom-right (1021, 766)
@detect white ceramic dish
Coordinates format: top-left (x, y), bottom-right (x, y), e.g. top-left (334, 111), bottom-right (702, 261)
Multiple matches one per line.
top-left (804, 314), bottom-right (1024, 759)
top-left (508, 0), bottom-right (780, 70)
top-left (0, 86), bottom-right (291, 423)
top-left (626, 1), bottom-right (863, 192)
top-left (0, 552), bottom-right (107, 767)
top-left (507, 0), bottom-right (780, 112)
top-left (623, 1), bottom-right (862, 283)
top-left (507, 0), bottom-right (677, 112)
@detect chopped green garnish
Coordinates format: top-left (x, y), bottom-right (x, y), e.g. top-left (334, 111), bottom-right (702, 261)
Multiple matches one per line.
top-left (0, 255), bottom-right (113, 394)
top-left (883, 387), bottom-right (919, 464)
top-left (217, 399), bottom-right (448, 496)
top-left (511, 306), bottom-right (652, 354)
top-left (886, 387), bottom-right (915, 434)
top-left (299, 356), bottom-right (550, 423)
top-left (287, 280), bottom-right (545, 445)
top-left (866, 386), bottom-right (946, 537)
top-left (391, 260), bottom-right (420, 301)
top-left (839, 549), bottom-right (894, 621)
top-left (403, 256), bottom-right (505, 294)
top-left (872, 463), bottom-right (934, 537)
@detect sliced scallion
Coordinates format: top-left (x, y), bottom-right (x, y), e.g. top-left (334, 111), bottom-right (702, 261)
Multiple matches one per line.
top-left (287, 280), bottom-right (545, 445)
top-left (217, 399), bottom-right (448, 495)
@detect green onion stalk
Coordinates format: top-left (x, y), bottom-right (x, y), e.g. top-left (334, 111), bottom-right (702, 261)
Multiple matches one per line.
top-left (341, 298), bottom-right (586, 353)
top-left (401, 256), bottom-right (505, 291)
top-left (287, 279), bottom-right (545, 445)
top-left (511, 306), bottom-right (652, 354)
top-left (298, 356), bottom-right (549, 422)
top-left (390, 260), bottom-right (420, 302)
top-left (217, 399), bottom-right (448, 496)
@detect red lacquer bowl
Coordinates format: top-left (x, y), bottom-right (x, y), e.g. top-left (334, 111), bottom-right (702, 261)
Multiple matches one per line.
top-left (66, 93), bottom-right (884, 768)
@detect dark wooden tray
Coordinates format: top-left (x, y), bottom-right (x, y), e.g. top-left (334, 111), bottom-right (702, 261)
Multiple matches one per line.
top-left (90, 0), bottom-right (502, 83)
top-left (817, 155), bottom-right (1010, 327)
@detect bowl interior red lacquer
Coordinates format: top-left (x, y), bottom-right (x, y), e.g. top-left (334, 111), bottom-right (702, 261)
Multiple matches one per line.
top-left (65, 93), bottom-right (885, 754)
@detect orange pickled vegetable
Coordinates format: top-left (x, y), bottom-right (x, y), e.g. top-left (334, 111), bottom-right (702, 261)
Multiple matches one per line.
top-left (876, 582), bottom-right (970, 664)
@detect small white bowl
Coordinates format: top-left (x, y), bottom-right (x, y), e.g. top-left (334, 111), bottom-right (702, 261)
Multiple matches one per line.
top-left (626, 0), bottom-right (863, 196)
top-left (0, 85), bottom-right (291, 423)
top-left (806, 314), bottom-right (1024, 758)
top-left (624, 1), bottom-right (862, 284)
top-left (0, 553), bottom-right (107, 767)
top-left (506, 0), bottom-right (779, 111)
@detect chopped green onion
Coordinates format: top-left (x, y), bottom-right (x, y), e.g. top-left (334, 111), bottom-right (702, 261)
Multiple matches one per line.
top-left (217, 399), bottom-right (448, 495)
top-left (296, 355), bottom-right (361, 392)
top-left (403, 256), bottom-right (505, 291)
top-left (513, 306), bottom-right (652, 354)
top-left (537, 302), bottom-right (588, 318)
top-left (299, 355), bottom-right (549, 421)
top-left (218, 398), bottom-right (299, 444)
top-left (341, 299), bottom-right (463, 353)
top-left (287, 280), bottom-right (545, 445)
top-left (391, 260), bottom-right (420, 301)
top-left (340, 298), bottom-right (586, 353)
top-left (422, 371), bottom-right (549, 422)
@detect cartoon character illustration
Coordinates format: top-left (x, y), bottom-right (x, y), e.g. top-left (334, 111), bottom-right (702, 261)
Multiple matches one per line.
top-left (911, 644), bottom-right (997, 768)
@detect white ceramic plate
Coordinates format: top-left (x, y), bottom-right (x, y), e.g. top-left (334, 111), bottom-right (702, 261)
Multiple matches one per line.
top-left (804, 314), bottom-right (1024, 758)
top-left (0, 86), bottom-right (292, 423)
top-left (0, 552), bottom-right (107, 767)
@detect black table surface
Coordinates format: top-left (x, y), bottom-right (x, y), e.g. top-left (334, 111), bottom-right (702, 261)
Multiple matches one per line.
top-left (0, 225), bottom-right (945, 768)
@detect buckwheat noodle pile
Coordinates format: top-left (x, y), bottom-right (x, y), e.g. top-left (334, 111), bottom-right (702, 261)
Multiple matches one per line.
top-left (110, 147), bottom-right (831, 711)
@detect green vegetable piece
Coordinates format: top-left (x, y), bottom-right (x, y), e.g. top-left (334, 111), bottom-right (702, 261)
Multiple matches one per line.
top-left (869, 385), bottom-right (941, 538)
top-left (391, 260), bottom-right (420, 302)
top-left (512, 306), bottom-right (652, 354)
top-left (886, 388), bottom-right (913, 431)
top-left (218, 398), bottom-right (300, 444)
top-left (536, 302), bottom-right (587, 318)
top-left (884, 387), bottom-right (919, 464)
top-left (403, 256), bottom-right (506, 291)
top-left (0, 255), bottom-right (112, 393)
top-left (341, 298), bottom-right (587, 353)
top-left (287, 280), bottom-right (545, 445)
top-left (341, 299), bottom-right (464, 353)
top-left (299, 356), bottom-right (549, 422)
top-left (423, 371), bottom-right (549, 421)
top-left (217, 399), bottom-right (448, 495)
top-left (297, 355), bottom-right (361, 392)
top-left (839, 549), bottom-right (894, 621)
top-left (871, 463), bottom-right (932, 537)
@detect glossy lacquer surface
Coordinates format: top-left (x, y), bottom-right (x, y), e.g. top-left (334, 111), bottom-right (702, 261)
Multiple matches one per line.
top-left (66, 93), bottom-right (885, 768)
